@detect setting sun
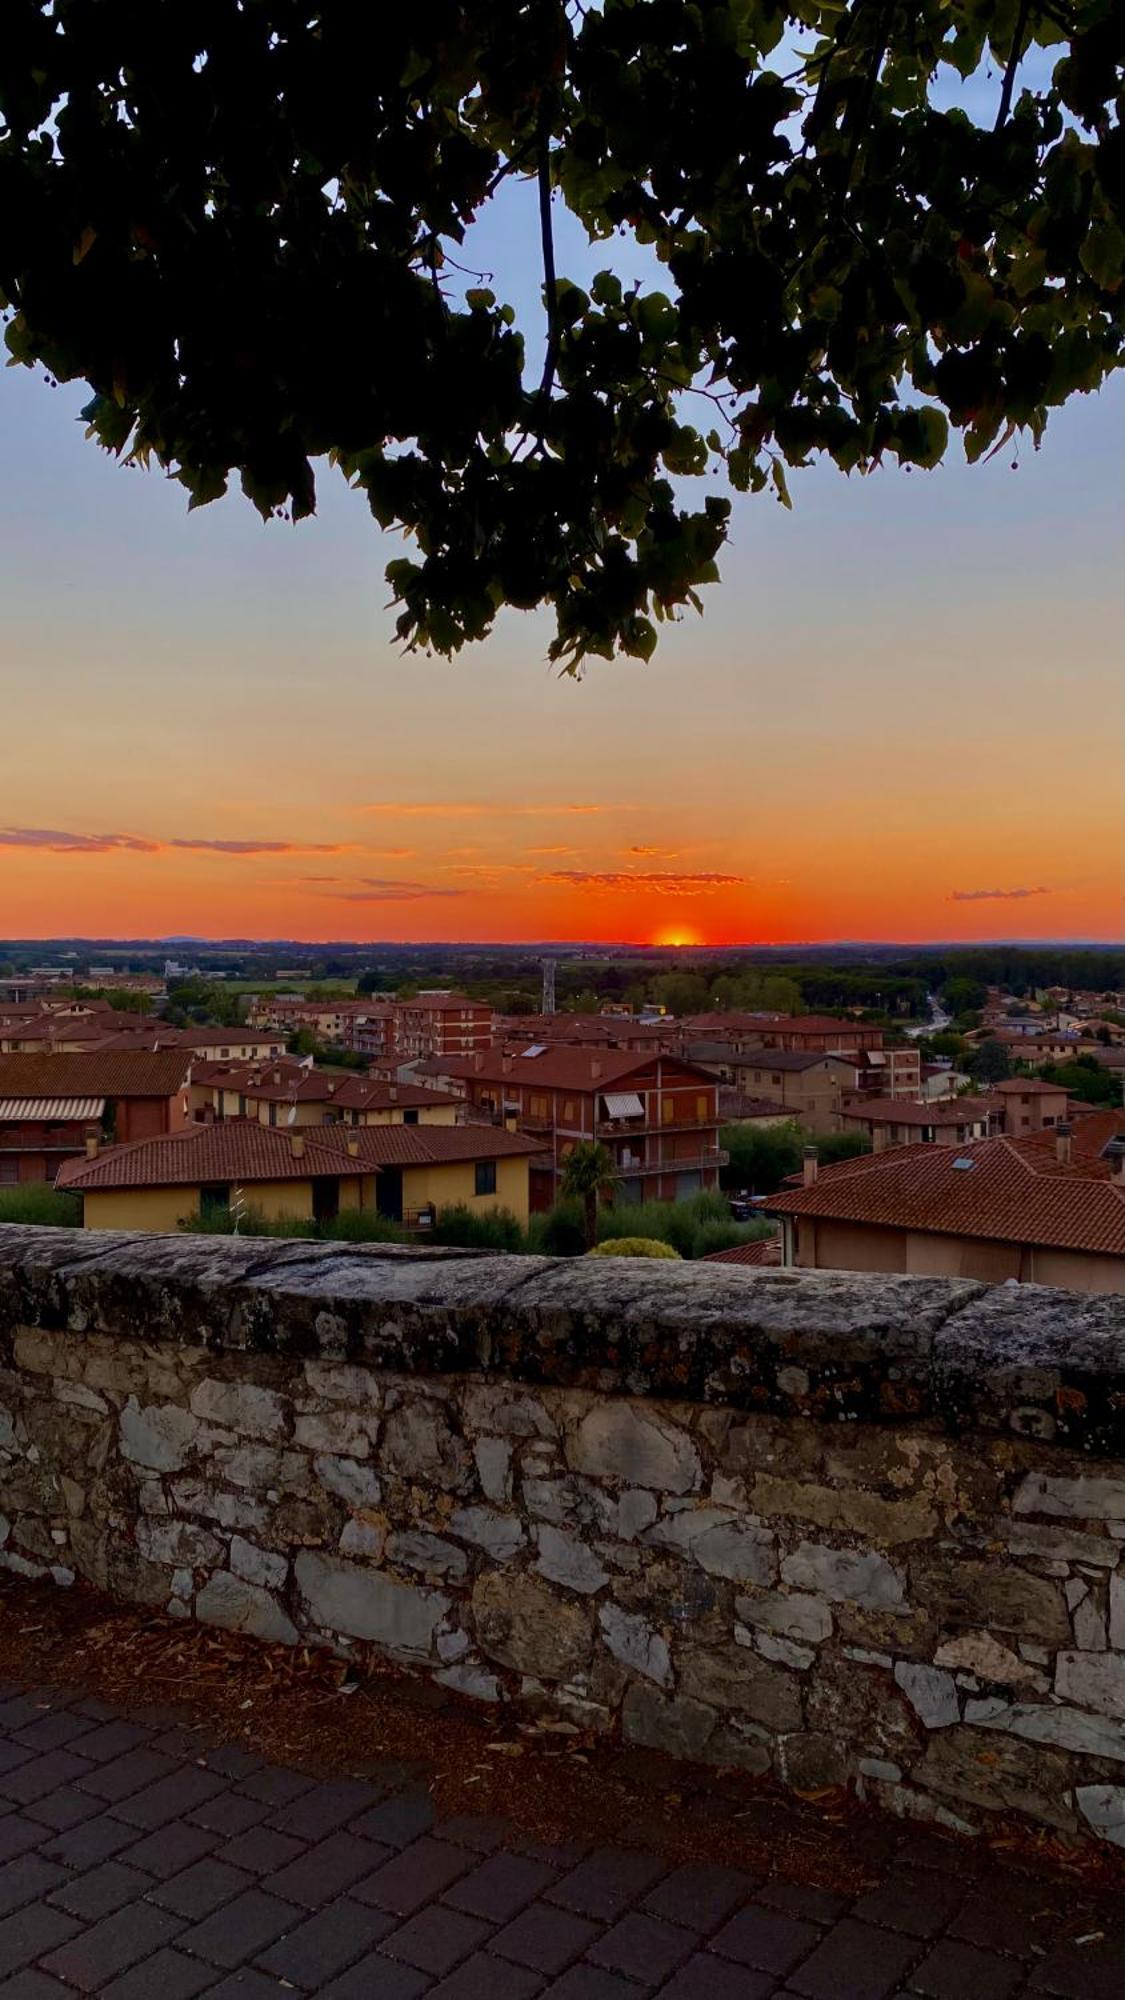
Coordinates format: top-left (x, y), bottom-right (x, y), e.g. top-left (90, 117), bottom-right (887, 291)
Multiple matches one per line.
top-left (652, 926), bottom-right (703, 948)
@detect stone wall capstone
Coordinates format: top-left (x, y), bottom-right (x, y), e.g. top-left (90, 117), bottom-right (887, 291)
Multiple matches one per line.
top-left (2, 1225), bottom-right (1125, 1851)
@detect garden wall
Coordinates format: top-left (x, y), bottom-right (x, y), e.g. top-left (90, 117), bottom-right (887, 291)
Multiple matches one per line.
top-left (1, 1224), bottom-right (1124, 1851)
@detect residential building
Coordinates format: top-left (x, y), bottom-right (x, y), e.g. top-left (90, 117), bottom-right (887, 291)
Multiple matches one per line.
top-left (839, 1095), bottom-right (996, 1149)
top-left (716, 1052), bottom-right (858, 1136)
top-left (767, 1112), bottom-right (1125, 1294)
top-left (57, 1120), bottom-right (543, 1232)
top-left (717, 1090), bottom-right (792, 1128)
top-left (994, 1030), bottom-right (1084, 1065)
top-left (0, 1052), bottom-right (191, 1184)
top-left (394, 993), bottom-right (494, 1061)
top-left (987, 1077), bottom-right (1070, 1134)
top-left (851, 1047), bottom-right (921, 1098)
top-left (437, 1047), bottom-right (722, 1208)
top-left (746, 1015), bottom-right (886, 1056)
top-left (188, 1062), bottom-right (460, 1129)
top-left (920, 1064), bottom-right (973, 1101)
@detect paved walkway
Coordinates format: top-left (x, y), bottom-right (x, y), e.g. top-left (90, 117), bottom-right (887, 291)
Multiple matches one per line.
top-left (1, 1678), bottom-right (1123, 1999)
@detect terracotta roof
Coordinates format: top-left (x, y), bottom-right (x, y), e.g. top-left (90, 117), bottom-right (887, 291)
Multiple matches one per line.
top-left (702, 1237), bottom-right (782, 1267)
top-left (57, 1117), bottom-right (545, 1191)
top-left (992, 1078), bottom-right (1071, 1095)
top-left (442, 1048), bottom-right (713, 1092)
top-left (729, 1049), bottom-right (857, 1074)
top-left (841, 1095), bottom-right (995, 1126)
top-left (0, 1052), bottom-right (191, 1100)
top-left (717, 1090), bottom-right (789, 1120)
top-left (768, 1111), bottom-right (1125, 1257)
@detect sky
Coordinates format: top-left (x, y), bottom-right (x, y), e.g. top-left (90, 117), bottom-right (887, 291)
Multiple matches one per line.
top-left (1, 171), bottom-right (1122, 949)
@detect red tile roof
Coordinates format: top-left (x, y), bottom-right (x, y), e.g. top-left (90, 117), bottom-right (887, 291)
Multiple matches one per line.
top-left (0, 1052), bottom-right (191, 1100)
top-left (991, 1078), bottom-right (1071, 1095)
top-left (57, 1117), bottom-right (545, 1192)
top-left (769, 1110), bottom-right (1125, 1257)
top-left (841, 1095), bottom-right (995, 1126)
top-left (702, 1237), bottom-right (782, 1267)
top-left (442, 1048), bottom-right (714, 1092)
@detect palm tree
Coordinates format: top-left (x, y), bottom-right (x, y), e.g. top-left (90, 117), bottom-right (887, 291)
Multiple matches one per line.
top-left (560, 1141), bottom-right (618, 1252)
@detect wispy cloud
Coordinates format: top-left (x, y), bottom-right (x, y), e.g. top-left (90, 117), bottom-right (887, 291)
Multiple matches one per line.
top-left (526, 845), bottom-right (580, 857)
top-left (363, 802), bottom-right (614, 819)
top-left (624, 844), bottom-right (683, 859)
top-left (0, 827), bottom-right (159, 855)
top-left (949, 886), bottom-right (1051, 903)
top-left (541, 870), bottom-right (744, 896)
top-left (319, 882), bottom-right (468, 903)
top-left (171, 837), bottom-right (350, 855)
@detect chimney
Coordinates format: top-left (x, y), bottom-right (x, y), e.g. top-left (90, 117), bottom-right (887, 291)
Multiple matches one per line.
top-left (1055, 1122), bottom-right (1072, 1166)
top-left (474, 1053), bottom-right (484, 1072)
top-left (872, 1124), bottom-right (888, 1153)
top-left (591, 1059), bottom-right (602, 1080)
top-left (273, 1068), bottom-right (281, 1084)
top-left (346, 1138), bottom-right (359, 1158)
top-left (84, 1126), bottom-right (100, 1161)
top-left (802, 1145), bottom-right (818, 1186)
top-left (289, 1133), bottom-right (305, 1160)
top-left (502, 1057), bottom-right (512, 1075)
top-left (389, 1085), bottom-right (397, 1101)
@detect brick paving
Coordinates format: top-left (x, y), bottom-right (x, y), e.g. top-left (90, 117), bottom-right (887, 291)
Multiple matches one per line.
top-left (0, 1678), bottom-right (1122, 1996)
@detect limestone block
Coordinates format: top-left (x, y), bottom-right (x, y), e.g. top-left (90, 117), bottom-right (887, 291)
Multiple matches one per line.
top-left (196, 1571), bottom-right (298, 1646)
top-left (189, 1379), bottom-right (290, 1440)
top-left (534, 1524), bottom-right (608, 1596)
top-left (295, 1550), bottom-right (448, 1657)
top-left (965, 1698), bottom-right (1125, 1762)
top-left (473, 1437), bottom-right (512, 1503)
top-left (472, 1571), bottom-right (592, 1680)
top-left (622, 1682), bottom-right (717, 1760)
top-left (913, 1560), bottom-right (1068, 1645)
top-left (735, 1590), bottom-right (832, 1644)
top-left (450, 1505), bottom-right (526, 1562)
top-left (462, 1385), bottom-right (557, 1439)
top-left (894, 1661), bottom-right (960, 1729)
top-left (1014, 1473), bottom-right (1125, 1522)
top-left (567, 1404), bottom-right (701, 1494)
top-left (294, 1410), bottom-right (374, 1457)
top-left (1109, 1572), bottom-right (1125, 1650)
top-left (598, 1602), bottom-right (671, 1686)
top-left (1075, 1785), bottom-right (1125, 1849)
top-left (169, 1479), bottom-right (269, 1534)
top-left (1055, 1650), bottom-right (1125, 1720)
top-left (381, 1402), bottom-right (472, 1491)
top-left (119, 1400), bottom-right (200, 1473)
top-left (135, 1519), bottom-right (223, 1570)
top-left (678, 1645), bottom-right (802, 1730)
top-left (387, 1530), bottom-right (468, 1582)
top-left (933, 1632), bottom-right (1047, 1690)
top-left (314, 1455), bottom-right (381, 1508)
top-left (303, 1361), bottom-right (382, 1406)
top-left (781, 1541), bottom-right (904, 1610)
top-left (230, 1536), bottom-right (289, 1592)
top-left (750, 1475), bottom-right (936, 1548)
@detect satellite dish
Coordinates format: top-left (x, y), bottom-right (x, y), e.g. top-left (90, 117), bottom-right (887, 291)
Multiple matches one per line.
top-left (287, 1103), bottom-right (297, 1125)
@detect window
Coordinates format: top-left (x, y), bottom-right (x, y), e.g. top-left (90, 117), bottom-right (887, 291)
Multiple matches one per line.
top-left (404, 1108), bottom-right (419, 1125)
top-left (563, 1099), bottom-right (576, 1123)
top-left (0, 1158), bottom-right (18, 1185)
top-left (696, 1095), bottom-right (708, 1120)
top-left (268, 1102), bottom-right (277, 1127)
top-left (772, 1074), bottom-right (781, 1086)
top-left (200, 1184), bottom-right (230, 1219)
top-left (662, 1098), bottom-right (675, 1123)
top-left (474, 1160), bottom-right (497, 1197)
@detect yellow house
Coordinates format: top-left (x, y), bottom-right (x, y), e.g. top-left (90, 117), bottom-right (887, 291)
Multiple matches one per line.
top-left (57, 1120), bottom-right (542, 1232)
top-left (187, 1062), bottom-right (459, 1130)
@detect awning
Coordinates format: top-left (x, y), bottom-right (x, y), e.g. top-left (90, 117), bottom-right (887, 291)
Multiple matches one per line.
top-left (602, 1091), bottom-right (645, 1119)
top-left (0, 1097), bottom-right (105, 1121)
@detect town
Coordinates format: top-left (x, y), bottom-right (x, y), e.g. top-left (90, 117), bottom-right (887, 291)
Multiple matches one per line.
top-left (2, 946), bottom-right (1122, 1292)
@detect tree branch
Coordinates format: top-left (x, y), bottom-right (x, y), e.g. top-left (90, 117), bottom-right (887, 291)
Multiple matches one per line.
top-left (536, 94), bottom-right (559, 406)
top-left (994, 0), bottom-right (1035, 133)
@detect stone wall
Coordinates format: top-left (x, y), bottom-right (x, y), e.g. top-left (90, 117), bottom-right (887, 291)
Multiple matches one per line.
top-left (2, 1225), bottom-right (1125, 1852)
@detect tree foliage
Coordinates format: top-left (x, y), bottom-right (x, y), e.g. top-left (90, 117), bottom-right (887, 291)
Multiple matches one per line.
top-left (2, 2), bottom-right (1121, 668)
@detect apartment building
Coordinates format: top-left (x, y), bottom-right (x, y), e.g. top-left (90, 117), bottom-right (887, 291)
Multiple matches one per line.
top-left (714, 1051), bottom-right (858, 1136)
top-left (394, 993), bottom-right (494, 1061)
top-left (851, 1046), bottom-right (921, 1098)
top-left (438, 1047), bottom-right (722, 1208)
top-left (840, 1095), bottom-right (996, 1149)
top-left (0, 1052), bottom-right (191, 1183)
top-left (987, 1078), bottom-right (1070, 1134)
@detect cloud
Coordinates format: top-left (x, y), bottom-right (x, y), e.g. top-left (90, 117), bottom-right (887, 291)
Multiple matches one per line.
top-left (541, 870), bottom-right (744, 896)
top-left (363, 802), bottom-right (614, 819)
top-left (364, 847), bottom-right (417, 859)
top-left (453, 863), bottom-right (536, 880)
top-left (949, 886), bottom-right (1051, 903)
top-left (526, 844), bottom-right (580, 857)
top-left (171, 838), bottom-right (350, 855)
top-left (0, 826), bottom-right (160, 855)
top-left (320, 883), bottom-right (469, 903)
top-left (625, 844), bottom-right (683, 859)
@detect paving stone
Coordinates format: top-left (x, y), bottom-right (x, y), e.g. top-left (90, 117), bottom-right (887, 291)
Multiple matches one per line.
top-left (256, 1898), bottom-right (395, 1986)
top-left (853, 1871), bottom-right (966, 1938)
top-left (356, 1836), bottom-right (475, 1916)
top-left (0, 1743), bottom-right (33, 1778)
top-left (39, 1903), bottom-right (186, 1992)
top-left (319, 1953), bottom-right (431, 1999)
top-left (548, 1848), bottom-right (667, 1920)
top-left (0, 1907), bottom-right (81, 1981)
top-left (710, 1904), bottom-right (821, 1974)
top-left (587, 1911), bottom-right (696, 1983)
top-left (36, 1813), bottom-right (136, 1869)
top-left (113, 1765), bottom-right (229, 1830)
top-left (437, 1815), bottom-right (512, 1854)
top-left (199, 1744), bottom-right (263, 1780)
top-left (0, 1860), bottom-right (67, 1920)
top-left (174, 1887), bottom-right (303, 1968)
top-left (656, 1956), bottom-right (776, 2000)
top-left (46, 1860), bottom-right (151, 1921)
top-left (444, 1853), bottom-right (559, 1922)
top-left (234, 1766), bottom-right (317, 1808)
top-left (97, 1946), bottom-right (217, 2000)
top-left (76, 1747), bottom-right (179, 1804)
top-left (195, 1975), bottom-right (303, 1999)
top-left (263, 1829), bottom-right (391, 1907)
top-left (950, 1880), bottom-right (1074, 1958)
top-left (894, 1831), bottom-right (973, 1874)
top-left (428, 1952), bottom-right (544, 1998)
top-left (266, 1777), bottom-right (380, 1841)
top-left (907, 1938), bottom-right (1023, 2000)
top-left (0, 1750), bottom-right (95, 1804)
top-left (0, 1972), bottom-right (76, 1998)
top-left (492, 1904), bottom-right (601, 1974)
top-left (71, 1722), bottom-right (156, 1765)
top-left (115, 1821), bottom-right (219, 1878)
top-left (148, 1858), bottom-right (257, 1919)
top-left (23, 1786), bottom-right (104, 1832)
top-left (383, 1905), bottom-right (494, 1975)
top-left (11, 1713), bottom-right (96, 1754)
top-left (788, 1919), bottom-right (920, 2000)
top-left (1027, 1933), bottom-right (1125, 1999)
top-left (351, 1788), bottom-right (436, 1847)
top-left (0, 1698), bottom-right (52, 1732)
top-left (541, 1970), bottom-right (650, 1999)
top-left (183, 1791), bottom-right (268, 1836)
top-left (213, 1825), bottom-right (307, 1875)
top-left (643, 1862), bottom-right (757, 1932)
top-left (757, 1881), bottom-right (849, 1925)
top-left (0, 1817), bottom-right (43, 1865)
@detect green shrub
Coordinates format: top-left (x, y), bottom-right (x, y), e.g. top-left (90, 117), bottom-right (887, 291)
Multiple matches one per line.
top-left (533, 1201), bottom-right (587, 1257)
top-left (328, 1209), bottom-right (407, 1243)
top-left (0, 1183), bottom-right (82, 1228)
top-left (691, 1218), bottom-right (774, 1258)
top-left (588, 1237), bottom-right (681, 1258)
top-left (180, 1206), bottom-right (316, 1237)
top-left (429, 1204), bottom-right (526, 1252)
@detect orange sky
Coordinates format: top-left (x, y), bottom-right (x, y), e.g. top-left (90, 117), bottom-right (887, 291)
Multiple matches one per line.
top-left (1, 366), bottom-right (1122, 948)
